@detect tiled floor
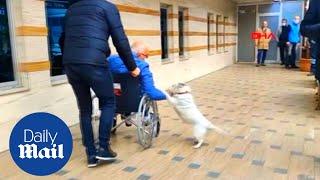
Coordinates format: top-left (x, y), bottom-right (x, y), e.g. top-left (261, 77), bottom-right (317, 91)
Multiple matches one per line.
top-left (1, 64), bottom-right (320, 179)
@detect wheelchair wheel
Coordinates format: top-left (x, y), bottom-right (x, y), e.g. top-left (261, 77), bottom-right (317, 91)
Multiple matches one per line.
top-left (136, 96), bottom-right (160, 149)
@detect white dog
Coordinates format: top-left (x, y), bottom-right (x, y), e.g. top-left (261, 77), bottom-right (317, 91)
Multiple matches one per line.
top-left (164, 83), bottom-right (227, 148)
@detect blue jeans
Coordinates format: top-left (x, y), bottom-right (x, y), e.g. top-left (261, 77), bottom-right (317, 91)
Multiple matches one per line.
top-left (316, 57), bottom-right (320, 81)
top-left (257, 49), bottom-right (267, 64)
top-left (65, 64), bottom-right (115, 157)
top-left (289, 42), bottom-right (298, 67)
top-left (315, 58), bottom-right (320, 81)
top-left (310, 40), bottom-right (318, 74)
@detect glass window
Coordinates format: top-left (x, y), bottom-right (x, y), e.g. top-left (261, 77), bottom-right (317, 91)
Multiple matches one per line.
top-left (178, 8), bottom-right (184, 56)
top-left (45, 0), bottom-right (68, 77)
top-left (224, 16), bottom-right (228, 52)
top-left (216, 15), bottom-right (222, 53)
top-left (207, 13), bottom-right (214, 53)
top-left (160, 7), bottom-right (169, 60)
top-left (0, 0), bottom-right (14, 84)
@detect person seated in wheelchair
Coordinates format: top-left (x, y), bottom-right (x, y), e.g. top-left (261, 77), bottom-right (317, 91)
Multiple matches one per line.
top-left (108, 40), bottom-right (166, 100)
top-left (108, 41), bottom-right (166, 126)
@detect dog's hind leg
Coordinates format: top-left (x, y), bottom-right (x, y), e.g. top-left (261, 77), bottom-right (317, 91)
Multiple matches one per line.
top-left (193, 139), bottom-right (204, 149)
top-left (193, 125), bottom-right (207, 149)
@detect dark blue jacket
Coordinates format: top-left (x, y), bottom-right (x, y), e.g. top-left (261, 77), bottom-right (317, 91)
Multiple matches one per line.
top-left (62, 0), bottom-right (136, 71)
top-left (301, 0), bottom-right (320, 41)
top-left (108, 53), bottom-right (166, 101)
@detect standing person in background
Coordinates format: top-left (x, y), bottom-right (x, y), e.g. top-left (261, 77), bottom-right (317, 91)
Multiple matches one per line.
top-left (277, 19), bottom-right (291, 66)
top-left (255, 21), bottom-right (272, 67)
top-left (62, 0), bottom-right (140, 168)
top-left (288, 16), bottom-right (301, 69)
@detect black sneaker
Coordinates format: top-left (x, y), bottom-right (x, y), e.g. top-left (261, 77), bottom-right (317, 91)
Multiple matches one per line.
top-left (261, 64), bottom-right (266, 66)
top-left (96, 146), bottom-right (117, 161)
top-left (87, 156), bottom-right (99, 168)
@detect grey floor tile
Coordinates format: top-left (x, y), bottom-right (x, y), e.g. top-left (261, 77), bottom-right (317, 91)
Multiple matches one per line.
top-left (214, 147), bottom-right (226, 153)
top-left (207, 171), bottom-right (220, 178)
top-left (124, 135), bottom-right (133, 139)
top-left (172, 156), bottom-right (184, 162)
top-left (304, 137), bottom-right (314, 142)
top-left (285, 133), bottom-right (295, 137)
top-left (314, 157), bottom-right (320, 163)
top-left (267, 129), bottom-right (277, 133)
top-left (56, 170), bottom-right (69, 176)
top-left (251, 160), bottom-right (265, 166)
top-left (114, 159), bottom-right (123, 164)
top-left (158, 150), bottom-right (169, 155)
top-left (137, 174), bottom-right (151, 180)
top-left (188, 162), bottom-right (201, 169)
top-left (234, 136), bottom-right (245, 139)
top-left (172, 133), bottom-right (182, 137)
top-left (232, 152), bottom-right (245, 159)
top-left (273, 168), bottom-right (288, 174)
top-left (291, 150), bottom-right (303, 156)
top-left (297, 174), bottom-right (315, 180)
top-left (251, 140), bottom-right (262, 144)
top-left (123, 166), bottom-right (137, 173)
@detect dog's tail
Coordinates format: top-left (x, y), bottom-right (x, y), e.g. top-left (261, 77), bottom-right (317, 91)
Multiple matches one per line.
top-left (207, 123), bottom-right (228, 135)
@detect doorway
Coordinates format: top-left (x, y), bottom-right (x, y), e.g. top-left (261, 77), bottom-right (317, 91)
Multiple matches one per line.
top-left (237, 5), bottom-right (256, 62)
top-left (237, 3), bottom-right (282, 63)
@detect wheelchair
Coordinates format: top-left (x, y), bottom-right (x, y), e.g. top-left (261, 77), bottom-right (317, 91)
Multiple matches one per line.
top-left (92, 73), bottom-right (161, 149)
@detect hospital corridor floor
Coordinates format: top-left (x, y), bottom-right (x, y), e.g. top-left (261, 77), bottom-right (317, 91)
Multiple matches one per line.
top-left (1, 64), bottom-right (320, 180)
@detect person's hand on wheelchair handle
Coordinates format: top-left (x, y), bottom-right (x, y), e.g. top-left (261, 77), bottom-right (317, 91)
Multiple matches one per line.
top-left (131, 67), bottom-right (141, 77)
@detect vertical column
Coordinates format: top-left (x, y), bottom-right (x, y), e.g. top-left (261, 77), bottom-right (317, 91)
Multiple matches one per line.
top-left (16, 0), bottom-right (51, 90)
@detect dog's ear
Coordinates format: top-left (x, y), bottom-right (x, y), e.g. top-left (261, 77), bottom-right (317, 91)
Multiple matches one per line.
top-left (166, 88), bottom-right (173, 96)
top-left (167, 85), bottom-right (175, 95)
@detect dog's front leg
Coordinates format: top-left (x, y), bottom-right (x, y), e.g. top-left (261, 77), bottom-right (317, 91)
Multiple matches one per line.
top-left (163, 91), bottom-right (178, 105)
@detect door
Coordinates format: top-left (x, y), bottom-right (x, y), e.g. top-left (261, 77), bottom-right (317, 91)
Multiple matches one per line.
top-left (258, 15), bottom-right (279, 62)
top-left (238, 6), bottom-right (256, 62)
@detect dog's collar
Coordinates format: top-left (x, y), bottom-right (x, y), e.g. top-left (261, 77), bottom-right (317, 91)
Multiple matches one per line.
top-left (176, 92), bottom-right (189, 95)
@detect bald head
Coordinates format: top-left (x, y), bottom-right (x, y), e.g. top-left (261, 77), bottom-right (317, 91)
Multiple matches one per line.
top-left (131, 41), bottom-right (149, 60)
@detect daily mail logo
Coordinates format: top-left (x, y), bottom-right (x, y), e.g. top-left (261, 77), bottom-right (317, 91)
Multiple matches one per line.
top-left (18, 129), bottom-right (64, 159)
top-left (9, 113), bottom-right (73, 176)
